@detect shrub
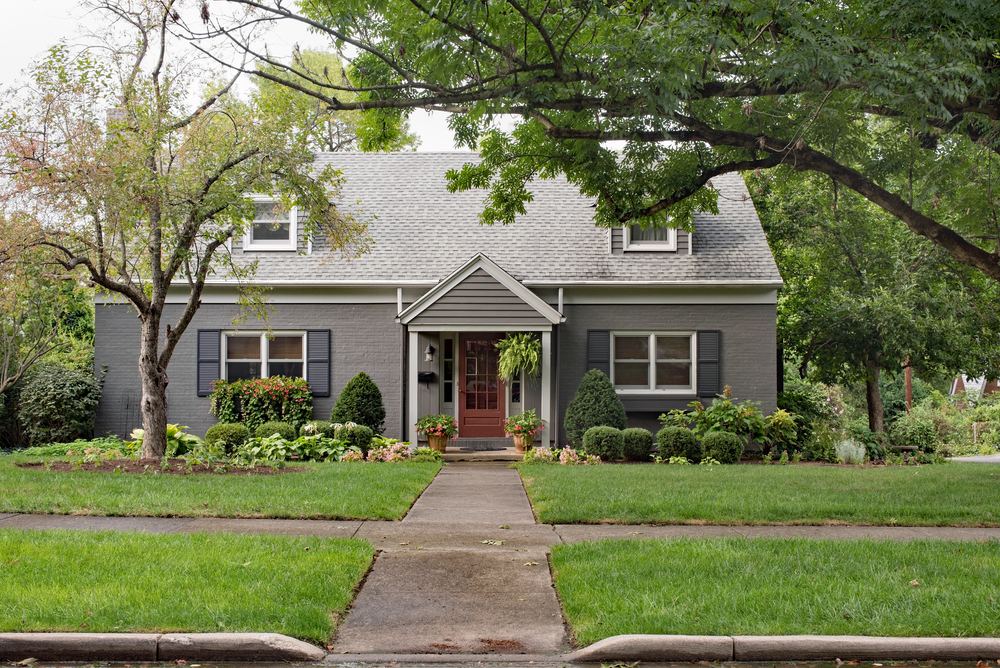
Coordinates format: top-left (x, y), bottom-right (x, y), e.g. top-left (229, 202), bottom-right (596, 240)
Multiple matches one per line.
top-left (702, 430), bottom-right (744, 464)
top-left (656, 426), bottom-right (702, 462)
top-left (582, 426), bottom-right (624, 461)
top-left (254, 420), bottom-right (296, 441)
top-left (300, 420), bottom-right (334, 437)
top-left (658, 388), bottom-right (765, 443)
top-left (331, 372), bottom-right (386, 433)
top-left (835, 438), bottom-right (867, 464)
top-left (778, 377), bottom-right (837, 443)
top-left (802, 422), bottom-right (839, 462)
top-left (340, 423), bottom-right (375, 453)
top-left (762, 409), bottom-right (800, 455)
top-left (564, 369), bottom-right (626, 448)
top-left (889, 412), bottom-right (938, 452)
top-left (204, 423), bottom-right (250, 453)
top-left (16, 364), bottom-right (102, 445)
top-left (210, 376), bottom-right (312, 431)
top-left (621, 427), bottom-right (654, 462)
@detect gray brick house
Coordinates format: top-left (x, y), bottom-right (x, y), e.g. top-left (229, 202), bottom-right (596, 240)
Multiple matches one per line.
top-left (94, 152), bottom-right (782, 445)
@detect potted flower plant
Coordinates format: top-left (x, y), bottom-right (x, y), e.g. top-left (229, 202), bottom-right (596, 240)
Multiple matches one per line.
top-left (416, 414), bottom-right (458, 453)
top-left (504, 409), bottom-right (545, 453)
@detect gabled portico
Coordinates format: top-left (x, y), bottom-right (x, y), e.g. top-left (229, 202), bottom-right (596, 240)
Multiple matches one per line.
top-left (397, 254), bottom-right (564, 446)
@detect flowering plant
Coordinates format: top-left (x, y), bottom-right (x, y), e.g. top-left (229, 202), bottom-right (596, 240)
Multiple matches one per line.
top-left (522, 446), bottom-right (600, 465)
top-left (210, 376), bottom-right (312, 431)
top-left (504, 409), bottom-right (545, 437)
top-left (415, 414), bottom-right (458, 438)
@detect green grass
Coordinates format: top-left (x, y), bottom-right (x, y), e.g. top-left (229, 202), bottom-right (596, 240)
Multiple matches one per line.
top-left (0, 529), bottom-right (373, 643)
top-left (518, 462), bottom-right (1000, 526)
top-left (0, 456), bottom-right (440, 519)
top-left (552, 538), bottom-right (1000, 645)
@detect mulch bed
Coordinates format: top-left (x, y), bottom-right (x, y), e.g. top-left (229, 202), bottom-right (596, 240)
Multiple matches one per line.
top-left (16, 458), bottom-right (300, 475)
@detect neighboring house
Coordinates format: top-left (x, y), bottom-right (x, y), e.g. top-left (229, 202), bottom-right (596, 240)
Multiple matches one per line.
top-left (950, 375), bottom-right (999, 400)
top-left (94, 152), bottom-right (783, 445)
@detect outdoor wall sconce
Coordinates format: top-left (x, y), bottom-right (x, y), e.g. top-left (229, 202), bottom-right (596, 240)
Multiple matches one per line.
top-left (424, 344), bottom-right (437, 363)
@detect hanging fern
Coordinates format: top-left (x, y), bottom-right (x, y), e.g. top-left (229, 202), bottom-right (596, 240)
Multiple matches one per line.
top-left (496, 333), bottom-right (541, 381)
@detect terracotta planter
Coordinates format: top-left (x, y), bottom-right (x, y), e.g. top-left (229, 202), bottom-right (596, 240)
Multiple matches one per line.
top-left (427, 434), bottom-right (449, 453)
top-left (511, 434), bottom-right (531, 453)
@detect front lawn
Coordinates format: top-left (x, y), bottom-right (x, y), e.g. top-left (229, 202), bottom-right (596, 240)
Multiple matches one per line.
top-left (519, 462), bottom-right (1000, 525)
top-left (0, 456), bottom-right (440, 519)
top-left (552, 538), bottom-right (1000, 645)
top-left (0, 529), bottom-right (373, 643)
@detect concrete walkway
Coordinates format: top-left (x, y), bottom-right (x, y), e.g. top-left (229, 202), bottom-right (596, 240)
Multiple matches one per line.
top-left (332, 463), bottom-right (567, 655)
top-left (949, 454), bottom-right (1000, 463)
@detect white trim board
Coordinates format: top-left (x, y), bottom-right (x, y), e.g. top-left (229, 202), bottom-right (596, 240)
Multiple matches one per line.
top-left (406, 324), bottom-right (552, 333)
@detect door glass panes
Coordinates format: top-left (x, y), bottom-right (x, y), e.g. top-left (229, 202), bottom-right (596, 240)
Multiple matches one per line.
top-left (465, 339), bottom-right (499, 410)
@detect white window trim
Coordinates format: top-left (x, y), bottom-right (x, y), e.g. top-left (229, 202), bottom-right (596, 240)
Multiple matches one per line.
top-left (610, 331), bottom-right (696, 394)
top-left (243, 197), bottom-right (298, 251)
top-left (221, 331), bottom-right (307, 381)
top-left (623, 225), bottom-right (678, 252)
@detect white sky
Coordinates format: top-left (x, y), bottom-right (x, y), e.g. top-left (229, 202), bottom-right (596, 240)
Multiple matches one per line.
top-left (0, 0), bottom-right (460, 151)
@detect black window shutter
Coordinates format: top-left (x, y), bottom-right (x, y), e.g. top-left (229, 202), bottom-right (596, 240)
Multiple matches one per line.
top-left (586, 330), bottom-right (611, 376)
top-left (307, 330), bottom-right (332, 397)
top-left (197, 330), bottom-right (221, 397)
top-left (697, 330), bottom-right (722, 398)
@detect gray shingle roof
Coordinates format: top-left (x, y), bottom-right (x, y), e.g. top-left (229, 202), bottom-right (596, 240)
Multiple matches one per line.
top-left (235, 152), bottom-right (782, 285)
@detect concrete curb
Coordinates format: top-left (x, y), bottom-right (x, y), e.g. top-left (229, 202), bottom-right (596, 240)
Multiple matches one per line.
top-left (0, 633), bottom-right (325, 662)
top-left (567, 634), bottom-right (1000, 663)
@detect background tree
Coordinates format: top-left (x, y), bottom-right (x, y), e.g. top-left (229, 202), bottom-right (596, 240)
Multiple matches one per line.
top-left (753, 168), bottom-right (1000, 431)
top-left (0, 0), bottom-right (365, 458)
top-left (203, 0), bottom-right (999, 280)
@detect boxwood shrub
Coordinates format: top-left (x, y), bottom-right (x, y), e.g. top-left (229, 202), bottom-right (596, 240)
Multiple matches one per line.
top-left (564, 369), bottom-right (627, 449)
top-left (702, 430), bottom-right (745, 464)
top-left (204, 423), bottom-right (250, 453)
top-left (254, 420), bottom-right (297, 441)
top-left (621, 427), bottom-right (654, 462)
top-left (331, 372), bottom-right (386, 433)
top-left (582, 425), bottom-right (624, 461)
top-left (656, 426), bottom-right (702, 463)
top-left (339, 423), bottom-right (375, 453)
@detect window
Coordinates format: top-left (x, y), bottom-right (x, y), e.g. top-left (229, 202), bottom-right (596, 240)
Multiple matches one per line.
top-left (611, 332), bottom-right (695, 393)
top-left (244, 200), bottom-right (297, 251)
top-left (442, 337), bottom-right (454, 404)
top-left (623, 224), bottom-right (677, 251)
top-left (223, 332), bottom-right (306, 381)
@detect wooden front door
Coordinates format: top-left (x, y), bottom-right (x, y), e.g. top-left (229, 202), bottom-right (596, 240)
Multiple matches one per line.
top-left (459, 334), bottom-right (506, 437)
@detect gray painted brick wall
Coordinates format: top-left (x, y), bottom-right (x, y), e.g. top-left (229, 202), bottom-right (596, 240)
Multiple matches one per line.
top-left (95, 303), bottom-right (403, 438)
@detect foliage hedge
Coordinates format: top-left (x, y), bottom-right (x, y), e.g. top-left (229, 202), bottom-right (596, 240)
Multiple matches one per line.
top-left (210, 376), bottom-right (312, 431)
top-left (702, 430), bottom-right (745, 464)
top-left (621, 427), bottom-right (654, 462)
top-left (583, 426), bottom-right (624, 461)
top-left (564, 369), bottom-right (627, 449)
top-left (254, 421), bottom-right (297, 441)
top-left (17, 364), bottom-right (102, 445)
top-left (331, 372), bottom-right (386, 433)
top-left (889, 413), bottom-right (938, 452)
top-left (204, 423), bottom-right (250, 453)
top-left (656, 426), bottom-right (702, 462)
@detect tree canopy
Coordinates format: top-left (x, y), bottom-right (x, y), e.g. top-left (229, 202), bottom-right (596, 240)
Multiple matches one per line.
top-left (205, 0), bottom-right (999, 279)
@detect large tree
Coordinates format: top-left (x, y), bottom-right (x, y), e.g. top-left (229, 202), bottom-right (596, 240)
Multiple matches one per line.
top-left (753, 168), bottom-right (1000, 431)
top-left (200, 0), bottom-right (999, 279)
top-left (0, 0), bottom-right (364, 457)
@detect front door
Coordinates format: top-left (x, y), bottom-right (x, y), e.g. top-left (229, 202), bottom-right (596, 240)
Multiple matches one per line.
top-left (459, 334), bottom-right (506, 437)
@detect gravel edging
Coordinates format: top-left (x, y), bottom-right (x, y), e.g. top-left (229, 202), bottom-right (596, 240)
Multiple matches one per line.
top-left (566, 634), bottom-right (1000, 662)
top-left (0, 633), bottom-right (325, 662)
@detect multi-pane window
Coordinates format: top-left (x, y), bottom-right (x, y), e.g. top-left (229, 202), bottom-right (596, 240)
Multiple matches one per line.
top-left (245, 201), bottom-right (296, 250)
top-left (624, 224), bottom-right (676, 251)
top-left (223, 332), bottom-right (306, 381)
top-left (611, 332), bottom-right (695, 392)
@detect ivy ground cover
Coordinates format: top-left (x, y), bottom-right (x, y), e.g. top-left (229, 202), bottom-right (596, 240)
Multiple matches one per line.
top-left (519, 463), bottom-right (1000, 526)
top-left (0, 529), bottom-right (373, 643)
top-left (0, 456), bottom-right (440, 519)
top-left (552, 538), bottom-right (1000, 645)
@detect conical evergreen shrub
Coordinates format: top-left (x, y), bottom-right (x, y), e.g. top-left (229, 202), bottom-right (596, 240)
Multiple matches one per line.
top-left (563, 369), bottom-right (627, 448)
top-left (331, 372), bottom-right (386, 433)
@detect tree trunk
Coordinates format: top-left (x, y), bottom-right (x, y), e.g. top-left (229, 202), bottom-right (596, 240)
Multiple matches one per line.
top-left (138, 314), bottom-right (169, 459)
top-left (864, 359), bottom-right (885, 433)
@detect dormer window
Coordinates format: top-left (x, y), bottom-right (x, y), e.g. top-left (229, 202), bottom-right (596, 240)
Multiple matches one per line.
top-left (623, 224), bottom-right (676, 252)
top-left (244, 199), bottom-right (296, 251)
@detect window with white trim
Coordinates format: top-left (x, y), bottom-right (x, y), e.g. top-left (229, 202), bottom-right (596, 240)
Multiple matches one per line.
top-left (244, 200), bottom-right (297, 251)
top-left (623, 224), bottom-right (677, 251)
top-left (222, 332), bottom-right (306, 381)
top-left (611, 332), bottom-right (695, 393)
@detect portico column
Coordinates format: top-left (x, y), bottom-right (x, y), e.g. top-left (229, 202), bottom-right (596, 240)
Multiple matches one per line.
top-left (541, 329), bottom-right (552, 445)
top-left (407, 330), bottom-right (419, 444)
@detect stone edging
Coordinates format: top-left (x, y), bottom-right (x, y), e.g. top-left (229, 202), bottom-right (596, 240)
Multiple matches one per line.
top-left (0, 633), bottom-right (325, 662)
top-left (565, 634), bottom-right (1000, 662)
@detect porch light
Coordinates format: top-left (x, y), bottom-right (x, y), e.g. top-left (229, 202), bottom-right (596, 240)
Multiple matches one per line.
top-left (424, 344), bottom-right (437, 363)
